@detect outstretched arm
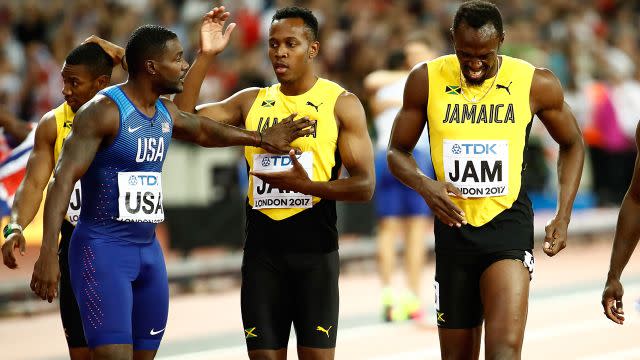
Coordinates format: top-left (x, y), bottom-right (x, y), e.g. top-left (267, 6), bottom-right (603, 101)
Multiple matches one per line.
top-left (31, 97), bottom-right (119, 302)
top-left (602, 123), bottom-right (640, 324)
top-left (173, 6), bottom-right (235, 114)
top-left (532, 68), bottom-right (585, 257)
top-left (1, 113), bottom-right (56, 268)
top-left (165, 99), bottom-right (314, 153)
top-left (387, 63), bottom-right (466, 227)
top-left (251, 92), bottom-right (375, 201)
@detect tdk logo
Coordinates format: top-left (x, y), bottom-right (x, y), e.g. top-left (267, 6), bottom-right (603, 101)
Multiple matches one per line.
top-left (261, 155), bottom-right (295, 167)
top-left (452, 143), bottom-right (497, 155)
top-left (128, 174), bottom-right (159, 186)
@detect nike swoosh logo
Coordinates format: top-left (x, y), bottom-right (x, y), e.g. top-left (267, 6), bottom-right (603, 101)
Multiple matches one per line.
top-left (128, 126), bottom-right (142, 133)
top-left (150, 328), bottom-right (165, 335)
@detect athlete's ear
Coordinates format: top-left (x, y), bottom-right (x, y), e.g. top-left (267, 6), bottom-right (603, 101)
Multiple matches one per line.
top-left (309, 41), bottom-right (319, 59)
top-left (145, 59), bottom-right (157, 75)
top-left (94, 75), bottom-right (110, 89)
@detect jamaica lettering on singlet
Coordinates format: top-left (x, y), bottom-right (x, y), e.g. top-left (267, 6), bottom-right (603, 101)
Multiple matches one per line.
top-left (427, 55), bottom-right (535, 226)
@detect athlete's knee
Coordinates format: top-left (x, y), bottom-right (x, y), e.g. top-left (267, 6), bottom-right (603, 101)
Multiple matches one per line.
top-left (91, 344), bottom-right (133, 360)
top-left (485, 336), bottom-right (523, 360)
top-left (485, 346), bottom-right (521, 360)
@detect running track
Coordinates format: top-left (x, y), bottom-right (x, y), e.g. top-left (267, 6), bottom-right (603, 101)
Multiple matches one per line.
top-left (2, 237), bottom-right (640, 359)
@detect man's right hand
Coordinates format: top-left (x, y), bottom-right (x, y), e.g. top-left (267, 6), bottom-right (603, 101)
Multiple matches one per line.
top-left (418, 179), bottom-right (467, 227)
top-left (602, 276), bottom-right (625, 325)
top-left (82, 35), bottom-right (126, 70)
top-left (199, 6), bottom-right (236, 57)
top-left (31, 250), bottom-right (60, 303)
top-left (2, 232), bottom-right (26, 269)
top-left (259, 114), bottom-right (316, 154)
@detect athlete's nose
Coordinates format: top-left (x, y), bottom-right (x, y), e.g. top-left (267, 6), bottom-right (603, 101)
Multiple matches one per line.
top-left (275, 45), bottom-right (288, 58)
top-left (62, 83), bottom-right (72, 97)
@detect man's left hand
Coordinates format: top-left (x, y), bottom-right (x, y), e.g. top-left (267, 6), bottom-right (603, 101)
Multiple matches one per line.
top-left (543, 216), bottom-right (568, 256)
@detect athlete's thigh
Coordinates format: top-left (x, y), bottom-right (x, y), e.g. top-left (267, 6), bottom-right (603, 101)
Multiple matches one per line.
top-left (435, 248), bottom-right (486, 359)
top-left (290, 251), bottom-right (339, 349)
top-left (59, 221), bottom-right (88, 349)
top-left (434, 250), bottom-right (483, 329)
top-left (68, 232), bottom-right (139, 348)
top-left (241, 250), bottom-right (292, 350)
top-left (132, 239), bottom-right (169, 351)
top-left (479, 251), bottom-right (532, 350)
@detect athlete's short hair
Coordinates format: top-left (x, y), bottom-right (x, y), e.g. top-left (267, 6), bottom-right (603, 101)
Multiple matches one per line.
top-left (272, 6), bottom-right (319, 42)
top-left (125, 25), bottom-right (177, 76)
top-left (452, 1), bottom-right (503, 36)
top-left (65, 43), bottom-right (114, 78)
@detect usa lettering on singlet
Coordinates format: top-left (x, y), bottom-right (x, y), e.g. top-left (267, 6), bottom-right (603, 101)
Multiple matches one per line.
top-left (116, 171), bottom-right (163, 222)
top-left (78, 85), bottom-right (172, 242)
top-left (426, 55), bottom-right (535, 226)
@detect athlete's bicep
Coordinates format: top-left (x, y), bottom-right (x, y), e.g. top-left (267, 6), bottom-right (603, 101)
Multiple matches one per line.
top-left (55, 98), bottom-right (118, 183)
top-left (533, 68), bottom-right (582, 147)
top-left (335, 93), bottom-right (374, 181)
top-left (194, 88), bottom-right (260, 127)
top-left (389, 64), bottom-right (429, 153)
top-left (22, 114), bottom-right (57, 191)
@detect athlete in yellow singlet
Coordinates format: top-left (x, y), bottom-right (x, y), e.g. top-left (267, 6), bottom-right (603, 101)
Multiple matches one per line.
top-left (1, 40), bottom-right (122, 360)
top-left (174, 6), bottom-right (374, 360)
top-left (387, 1), bottom-right (584, 359)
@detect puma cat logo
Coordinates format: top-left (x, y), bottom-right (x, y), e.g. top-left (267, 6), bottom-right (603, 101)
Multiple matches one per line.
top-left (316, 325), bottom-right (332, 337)
top-left (496, 81), bottom-right (512, 95)
top-left (306, 101), bottom-right (322, 112)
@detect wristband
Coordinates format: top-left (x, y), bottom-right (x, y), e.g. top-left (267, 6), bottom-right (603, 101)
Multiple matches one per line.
top-left (3, 223), bottom-right (23, 239)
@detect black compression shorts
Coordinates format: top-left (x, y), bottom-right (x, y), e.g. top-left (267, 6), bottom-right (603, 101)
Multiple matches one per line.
top-left (58, 219), bottom-right (87, 348)
top-left (434, 248), bottom-right (534, 329)
top-left (241, 250), bottom-right (339, 350)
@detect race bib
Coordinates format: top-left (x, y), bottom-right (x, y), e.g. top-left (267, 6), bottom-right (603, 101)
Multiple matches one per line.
top-left (117, 172), bottom-right (164, 223)
top-left (252, 152), bottom-right (313, 209)
top-left (443, 140), bottom-right (509, 198)
top-left (66, 181), bottom-right (81, 225)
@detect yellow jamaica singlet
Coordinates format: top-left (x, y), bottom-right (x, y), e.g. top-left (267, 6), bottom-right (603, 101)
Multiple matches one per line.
top-left (53, 102), bottom-right (75, 163)
top-left (244, 78), bottom-right (345, 221)
top-left (427, 55), bottom-right (535, 227)
top-left (52, 102), bottom-right (82, 224)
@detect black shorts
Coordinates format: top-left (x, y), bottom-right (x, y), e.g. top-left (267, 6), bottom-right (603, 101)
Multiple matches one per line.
top-left (434, 248), bottom-right (534, 329)
top-left (241, 250), bottom-right (339, 350)
top-left (58, 219), bottom-right (87, 348)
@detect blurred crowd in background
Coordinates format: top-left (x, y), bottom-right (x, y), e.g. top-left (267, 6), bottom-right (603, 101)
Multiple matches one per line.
top-left (0, 0), bottom-right (638, 247)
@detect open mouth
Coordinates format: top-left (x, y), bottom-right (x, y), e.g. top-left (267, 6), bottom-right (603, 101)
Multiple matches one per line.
top-left (274, 64), bottom-right (288, 75)
top-left (466, 68), bottom-right (485, 81)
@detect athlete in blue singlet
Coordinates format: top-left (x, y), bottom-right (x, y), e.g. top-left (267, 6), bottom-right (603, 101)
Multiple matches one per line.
top-left (30, 20), bottom-right (314, 360)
